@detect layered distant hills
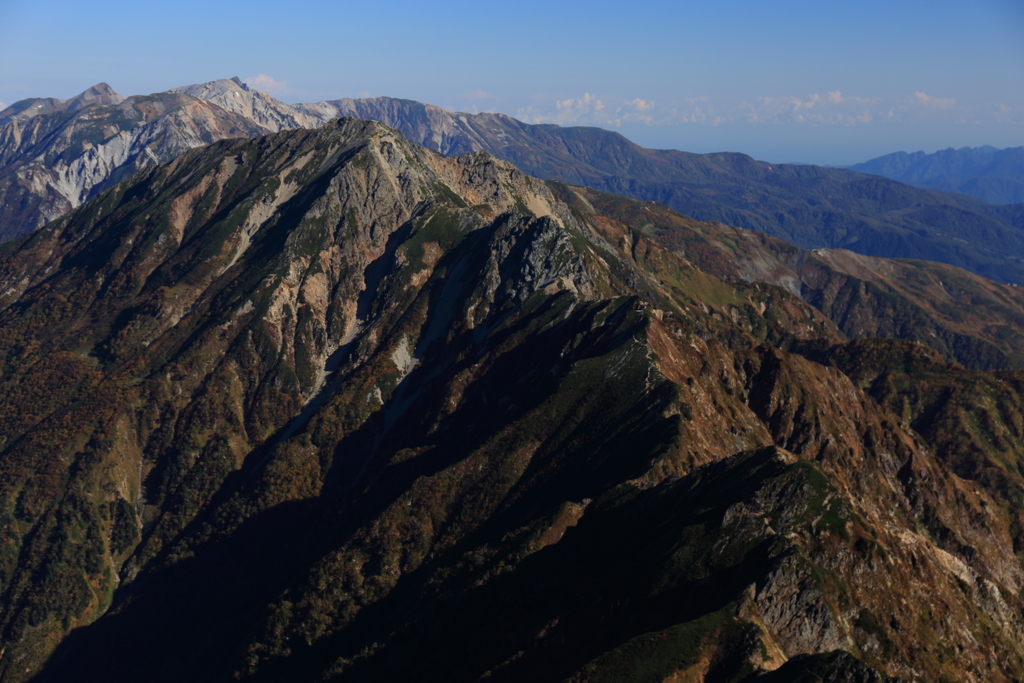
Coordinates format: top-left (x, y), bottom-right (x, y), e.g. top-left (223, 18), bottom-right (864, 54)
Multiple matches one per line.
top-left (0, 118), bottom-right (1023, 682)
top-left (849, 145), bottom-right (1024, 205)
top-left (3, 78), bottom-right (1024, 284)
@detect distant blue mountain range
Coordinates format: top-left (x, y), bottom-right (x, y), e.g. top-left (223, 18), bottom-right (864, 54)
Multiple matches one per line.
top-left (848, 146), bottom-right (1024, 205)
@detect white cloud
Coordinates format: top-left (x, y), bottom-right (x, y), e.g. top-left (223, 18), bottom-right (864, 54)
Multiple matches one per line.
top-left (517, 93), bottom-right (608, 125)
top-left (676, 97), bottom-right (728, 125)
top-left (511, 89), bottom-right (996, 129)
top-left (739, 91), bottom-right (886, 126)
top-left (244, 74), bottom-right (291, 96)
top-left (463, 89), bottom-right (494, 100)
top-left (517, 93), bottom-right (686, 127)
top-left (881, 91), bottom-right (962, 122)
top-left (519, 92), bottom-right (725, 127)
top-left (993, 103), bottom-right (1022, 124)
top-left (913, 91), bottom-right (955, 109)
top-left (555, 93), bottom-right (605, 117)
top-left (0, 102), bottom-right (6, 111)
top-left (454, 89), bottom-right (499, 114)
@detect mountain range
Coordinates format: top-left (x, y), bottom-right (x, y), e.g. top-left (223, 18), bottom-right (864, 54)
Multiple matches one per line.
top-left (0, 114), bottom-right (1022, 682)
top-left (849, 146), bottom-right (1024, 205)
top-left (3, 78), bottom-right (1024, 284)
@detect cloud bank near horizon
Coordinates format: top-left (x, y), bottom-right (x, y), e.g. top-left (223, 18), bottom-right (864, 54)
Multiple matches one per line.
top-left (511, 90), bottom-right (1019, 129)
top-left (239, 72), bottom-right (1017, 133)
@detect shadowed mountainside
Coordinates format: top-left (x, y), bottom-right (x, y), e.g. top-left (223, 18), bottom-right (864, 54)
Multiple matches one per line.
top-left (0, 120), bottom-right (1020, 682)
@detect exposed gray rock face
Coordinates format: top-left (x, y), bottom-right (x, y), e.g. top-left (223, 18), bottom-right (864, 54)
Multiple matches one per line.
top-left (755, 554), bottom-right (852, 656)
top-left (166, 76), bottom-right (322, 132)
top-left (0, 81), bottom-right (268, 239)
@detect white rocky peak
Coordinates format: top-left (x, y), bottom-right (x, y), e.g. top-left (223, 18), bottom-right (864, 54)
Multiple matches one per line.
top-left (166, 76), bottom-right (250, 102)
top-left (0, 78), bottom-right (277, 238)
top-left (166, 77), bottom-right (321, 132)
top-left (64, 83), bottom-right (125, 111)
top-left (0, 83), bottom-right (125, 125)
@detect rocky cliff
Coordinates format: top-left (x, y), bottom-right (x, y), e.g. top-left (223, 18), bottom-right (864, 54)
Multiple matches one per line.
top-left (546, 184), bottom-right (1024, 370)
top-left (0, 120), bottom-right (1020, 682)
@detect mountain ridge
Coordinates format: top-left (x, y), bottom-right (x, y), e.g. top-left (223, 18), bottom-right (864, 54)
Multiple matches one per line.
top-left (3, 78), bottom-right (1024, 286)
top-left (0, 119), bottom-right (1021, 681)
top-left (849, 145), bottom-right (1024, 205)
top-left (0, 82), bottom-right (125, 126)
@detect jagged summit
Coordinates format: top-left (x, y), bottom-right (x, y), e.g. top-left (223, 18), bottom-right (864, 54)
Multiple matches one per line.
top-left (63, 82), bottom-right (125, 110)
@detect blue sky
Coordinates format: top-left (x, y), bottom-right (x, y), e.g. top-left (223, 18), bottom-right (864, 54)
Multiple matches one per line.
top-left (1, 0), bottom-right (1021, 165)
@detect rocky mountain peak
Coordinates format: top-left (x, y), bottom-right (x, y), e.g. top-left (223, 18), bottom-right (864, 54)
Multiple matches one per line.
top-left (0, 97), bottom-right (66, 124)
top-left (63, 82), bottom-right (125, 111)
top-left (0, 83), bottom-right (125, 126)
top-left (165, 76), bottom-right (320, 132)
top-left (166, 76), bottom-right (250, 100)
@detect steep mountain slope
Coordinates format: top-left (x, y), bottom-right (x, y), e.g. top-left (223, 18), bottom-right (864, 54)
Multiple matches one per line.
top-left (4, 79), bottom-right (1024, 286)
top-left (850, 146), bottom-right (1024, 205)
top-left (0, 120), bottom-right (1021, 683)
